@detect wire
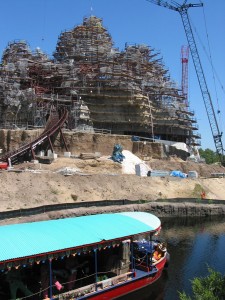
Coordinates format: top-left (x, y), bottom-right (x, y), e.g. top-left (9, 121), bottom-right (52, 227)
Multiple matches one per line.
top-left (190, 14), bottom-right (225, 99)
top-left (193, 4), bottom-right (224, 133)
top-left (202, 5), bottom-right (220, 111)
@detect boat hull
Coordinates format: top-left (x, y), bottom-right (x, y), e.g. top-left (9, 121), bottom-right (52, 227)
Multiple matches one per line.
top-left (82, 257), bottom-right (166, 300)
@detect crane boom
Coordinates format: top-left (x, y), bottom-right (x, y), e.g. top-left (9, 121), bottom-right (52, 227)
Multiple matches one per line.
top-left (146, 0), bottom-right (224, 163)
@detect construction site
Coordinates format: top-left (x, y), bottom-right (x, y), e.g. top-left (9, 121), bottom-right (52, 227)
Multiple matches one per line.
top-left (1, 11), bottom-right (225, 300)
top-left (0, 15), bottom-right (200, 158)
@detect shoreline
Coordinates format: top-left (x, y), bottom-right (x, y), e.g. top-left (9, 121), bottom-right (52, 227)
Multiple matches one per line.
top-left (1, 200), bottom-right (225, 225)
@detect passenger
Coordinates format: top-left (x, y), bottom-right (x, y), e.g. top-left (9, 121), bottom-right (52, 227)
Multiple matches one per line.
top-left (152, 243), bottom-right (166, 262)
top-left (5, 267), bottom-right (32, 299)
top-left (40, 263), bottom-right (50, 299)
top-left (65, 256), bottom-right (78, 290)
top-left (152, 249), bottom-right (162, 262)
top-left (40, 262), bottom-right (64, 299)
top-left (64, 256), bottom-right (89, 291)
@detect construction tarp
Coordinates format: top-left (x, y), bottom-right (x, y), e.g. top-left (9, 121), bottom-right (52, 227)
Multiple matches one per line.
top-left (170, 170), bottom-right (187, 178)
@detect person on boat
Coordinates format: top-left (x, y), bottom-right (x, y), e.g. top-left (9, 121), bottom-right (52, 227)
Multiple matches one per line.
top-left (152, 243), bottom-right (166, 263)
top-left (40, 263), bottom-right (50, 299)
top-left (5, 267), bottom-right (33, 299)
top-left (40, 262), bottom-right (64, 299)
top-left (152, 249), bottom-right (162, 262)
top-left (64, 256), bottom-right (78, 291)
top-left (64, 256), bottom-right (90, 291)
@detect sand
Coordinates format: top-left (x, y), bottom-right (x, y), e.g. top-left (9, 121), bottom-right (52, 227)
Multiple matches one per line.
top-left (0, 156), bottom-right (225, 216)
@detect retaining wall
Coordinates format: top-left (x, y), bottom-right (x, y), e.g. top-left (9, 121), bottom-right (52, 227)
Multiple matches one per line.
top-left (1, 199), bottom-right (225, 224)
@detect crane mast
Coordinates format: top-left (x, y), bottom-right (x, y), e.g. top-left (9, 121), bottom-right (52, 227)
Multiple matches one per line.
top-left (146, 0), bottom-right (224, 163)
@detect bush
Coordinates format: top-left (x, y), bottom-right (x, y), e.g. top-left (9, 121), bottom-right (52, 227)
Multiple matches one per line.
top-left (179, 268), bottom-right (225, 300)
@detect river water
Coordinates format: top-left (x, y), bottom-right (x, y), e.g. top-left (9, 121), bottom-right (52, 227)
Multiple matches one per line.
top-left (119, 215), bottom-right (225, 300)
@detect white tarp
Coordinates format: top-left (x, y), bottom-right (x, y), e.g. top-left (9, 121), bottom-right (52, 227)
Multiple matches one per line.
top-left (121, 150), bottom-right (151, 175)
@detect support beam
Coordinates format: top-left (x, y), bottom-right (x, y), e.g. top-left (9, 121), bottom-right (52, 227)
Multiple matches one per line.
top-left (59, 127), bottom-right (69, 151)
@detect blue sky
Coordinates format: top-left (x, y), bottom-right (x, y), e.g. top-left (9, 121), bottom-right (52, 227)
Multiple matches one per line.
top-left (1, 0), bottom-right (225, 150)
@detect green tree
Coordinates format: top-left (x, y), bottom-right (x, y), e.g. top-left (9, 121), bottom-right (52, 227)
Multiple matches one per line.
top-left (179, 268), bottom-right (225, 300)
top-left (199, 148), bottom-right (220, 164)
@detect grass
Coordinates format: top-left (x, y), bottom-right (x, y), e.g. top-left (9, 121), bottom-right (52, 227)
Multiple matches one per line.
top-left (192, 183), bottom-right (203, 198)
top-left (51, 188), bottom-right (59, 195)
top-left (71, 194), bottom-right (78, 201)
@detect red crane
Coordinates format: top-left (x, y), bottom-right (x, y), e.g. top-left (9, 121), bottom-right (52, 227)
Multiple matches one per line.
top-left (181, 45), bottom-right (189, 108)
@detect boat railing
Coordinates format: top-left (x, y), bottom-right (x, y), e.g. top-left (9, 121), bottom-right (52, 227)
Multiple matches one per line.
top-left (99, 272), bottom-right (133, 288)
top-left (56, 271), bottom-right (134, 300)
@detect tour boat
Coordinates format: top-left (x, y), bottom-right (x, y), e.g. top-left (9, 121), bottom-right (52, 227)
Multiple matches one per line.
top-left (0, 212), bottom-right (169, 299)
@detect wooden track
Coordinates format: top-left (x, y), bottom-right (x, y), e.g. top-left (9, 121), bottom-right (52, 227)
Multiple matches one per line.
top-left (0, 107), bottom-right (68, 165)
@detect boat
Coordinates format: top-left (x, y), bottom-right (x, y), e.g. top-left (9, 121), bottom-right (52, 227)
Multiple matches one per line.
top-left (0, 212), bottom-right (169, 299)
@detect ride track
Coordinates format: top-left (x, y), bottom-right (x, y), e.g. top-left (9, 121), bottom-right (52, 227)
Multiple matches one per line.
top-left (0, 106), bottom-right (69, 165)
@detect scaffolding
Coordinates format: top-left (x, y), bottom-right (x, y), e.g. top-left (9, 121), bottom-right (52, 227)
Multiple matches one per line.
top-left (0, 16), bottom-right (200, 145)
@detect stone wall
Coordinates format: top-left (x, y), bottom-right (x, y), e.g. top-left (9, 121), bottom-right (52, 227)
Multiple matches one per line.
top-left (2, 202), bottom-right (225, 225)
top-left (48, 202), bottom-right (225, 220)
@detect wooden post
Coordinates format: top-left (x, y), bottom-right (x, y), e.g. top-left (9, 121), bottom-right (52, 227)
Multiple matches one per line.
top-left (59, 127), bottom-right (68, 151)
top-left (31, 147), bottom-right (35, 160)
top-left (48, 136), bottom-right (54, 153)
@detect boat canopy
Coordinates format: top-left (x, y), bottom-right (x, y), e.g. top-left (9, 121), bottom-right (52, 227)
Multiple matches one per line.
top-left (0, 212), bottom-right (161, 265)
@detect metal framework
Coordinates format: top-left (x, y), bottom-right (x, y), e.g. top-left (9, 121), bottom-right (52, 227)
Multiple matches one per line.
top-left (181, 45), bottom-right (189, 107)
top-left (147, 0), bottom-right (224, 163)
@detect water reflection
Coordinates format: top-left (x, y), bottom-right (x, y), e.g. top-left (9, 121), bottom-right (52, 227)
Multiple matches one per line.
top-left (119, 215), bottom-right (225, 300)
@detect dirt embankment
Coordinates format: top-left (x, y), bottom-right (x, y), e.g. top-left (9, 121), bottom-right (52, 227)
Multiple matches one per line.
top-left (1, 129), bottom-right (225, 223)
top-left (1, 156), bottom-right (225, 214)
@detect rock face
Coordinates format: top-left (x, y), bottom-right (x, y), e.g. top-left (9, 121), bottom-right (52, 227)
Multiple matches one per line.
top-left (0, 129), bottom-right (192, 161)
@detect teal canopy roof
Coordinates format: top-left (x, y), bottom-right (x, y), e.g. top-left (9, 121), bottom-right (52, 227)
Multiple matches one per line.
top-left (0, 212), bottom-right (161, 263)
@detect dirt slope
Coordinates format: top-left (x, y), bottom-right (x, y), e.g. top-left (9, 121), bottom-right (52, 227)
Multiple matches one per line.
top-left (1, 156), bottom-right (225, 214)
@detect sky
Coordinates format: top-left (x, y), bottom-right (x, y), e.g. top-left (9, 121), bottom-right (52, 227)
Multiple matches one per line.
top-left (1, 0), bottom-right (225, 150)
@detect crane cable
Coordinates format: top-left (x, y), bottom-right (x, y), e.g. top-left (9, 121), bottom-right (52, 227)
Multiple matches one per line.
top-left (190, 2), bottom-right (224, 132)
top-left (196, 1), bottom-right (225, 98)
top-left (192, 0), bottom-right (225, 101)
top-left (200, 0), bottom-right (224, 134)
top-left (201, 2), bottom-right (220, 112)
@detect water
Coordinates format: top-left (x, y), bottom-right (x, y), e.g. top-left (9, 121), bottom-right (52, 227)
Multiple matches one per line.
top-left (119, 215), bottom-right (225, 300)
